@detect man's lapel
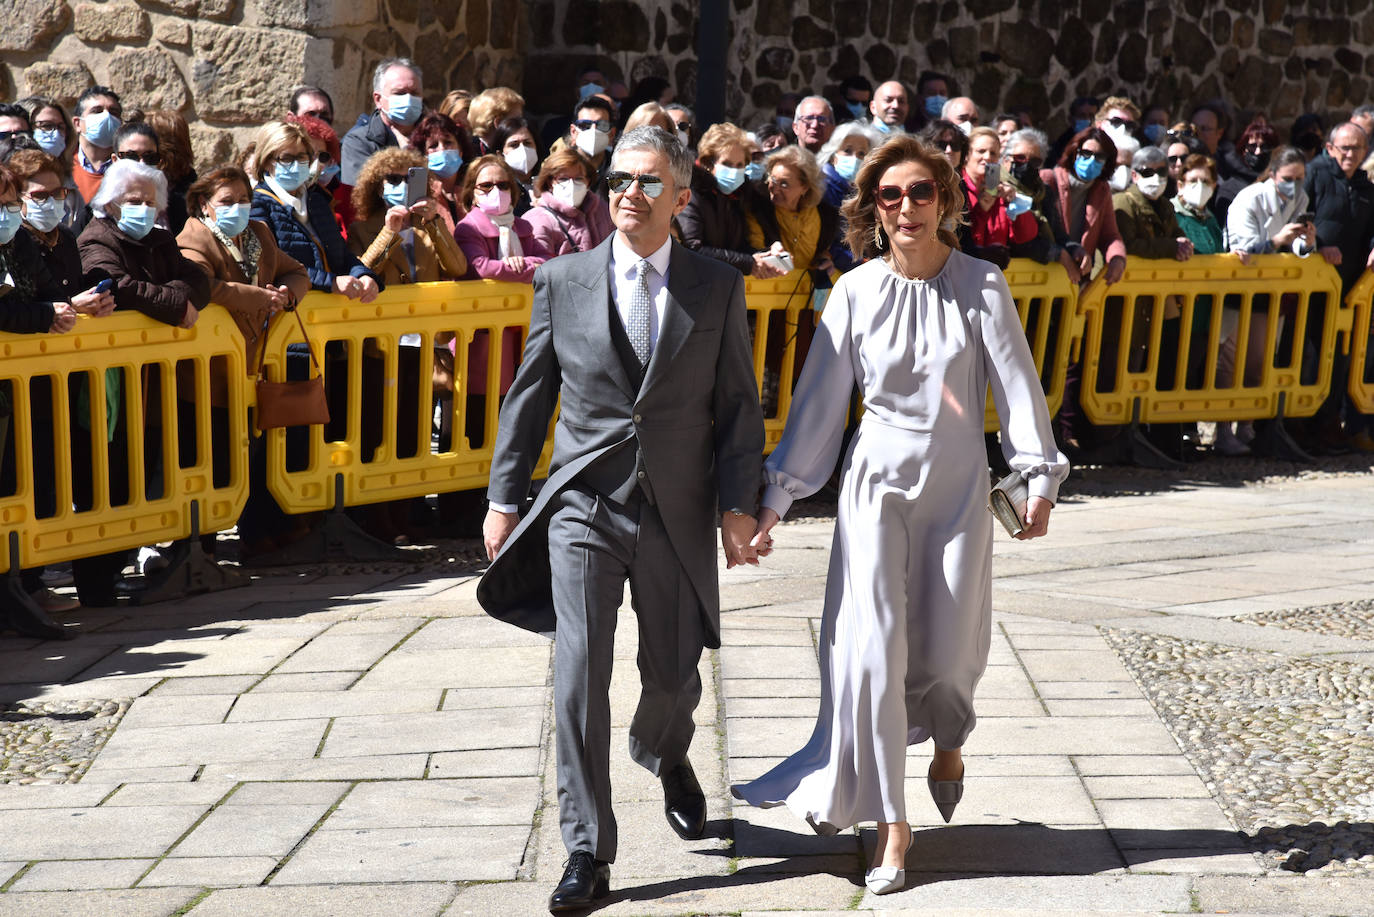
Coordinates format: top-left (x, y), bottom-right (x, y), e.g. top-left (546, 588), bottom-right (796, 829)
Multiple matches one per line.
top-left (568, 237), bottom-right (637, 400)
top-left (642, 242), bottom-right (707, 393)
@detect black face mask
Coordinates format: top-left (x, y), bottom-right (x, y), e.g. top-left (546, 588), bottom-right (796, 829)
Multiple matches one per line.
top-left (1007, 159), bottom-right (1042, 186)
top-left (1297, 133), bottom-right (1322, 154)
top-left (1242, 147), bottom-right (1272, 172)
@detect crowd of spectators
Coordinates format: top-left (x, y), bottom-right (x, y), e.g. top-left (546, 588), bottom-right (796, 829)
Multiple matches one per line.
top-left (4, 56), bottom-right (1374, 628)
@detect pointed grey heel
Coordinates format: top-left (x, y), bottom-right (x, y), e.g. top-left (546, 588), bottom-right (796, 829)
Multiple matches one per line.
top-left (927, 763), bottom-right (964, 823)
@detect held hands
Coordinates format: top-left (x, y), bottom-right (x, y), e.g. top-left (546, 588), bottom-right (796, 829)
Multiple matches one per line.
top-left (721, 511), bottom-right (761, 568)
top-left (1014, 496), bottom-right (1053, 540)
top-left (49, 301), bottom-right (77, 334)
top-left (749, 507), bottom-right (780, 559)
top-left (356, 275), bottom-right (380, 302)
top-left (70, 285), bottom-right (116, 316)
top-left (483, 508), bottom-right (519, 561)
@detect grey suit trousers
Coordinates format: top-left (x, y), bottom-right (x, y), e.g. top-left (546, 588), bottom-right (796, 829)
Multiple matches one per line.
top-left (549, 482), bottom-right (704, 863)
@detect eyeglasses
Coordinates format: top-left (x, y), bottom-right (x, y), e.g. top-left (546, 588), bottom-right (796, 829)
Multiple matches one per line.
top-left (275, 152), bottom-right (313, 166)
top-left (32, 121), bottom-right (64, 134)
top-left (1105, 116), bottom-right (1134, 128)
top-left (474, 180), bottom-right (513, 192)
top-left (1134, 166), bottom-right (1163, 178)
top-left (605, 171), bottom-right (666, 198)
top-left (1331, 143), bottom-right (1366, 154)
top-left (573, 118), bottom-right (612, 132)
top-left (114, 150), bottom-right (162, 166)
top-left (0, 202), bottom-right (22, 215)
top-left (795, 114), bottom-right (833, 125)
top-left (22, 188), bottom-right (69, 203)
top-left (875, 179), bottom-right (939, 211)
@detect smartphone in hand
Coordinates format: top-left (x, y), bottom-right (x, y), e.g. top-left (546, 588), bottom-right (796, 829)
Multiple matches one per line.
top-left (405, 166), bottom-right (428, 207)
top-left (1295, 211), bottom-right (1316, 225)
top-left (983, 162), bottom-right (1000, 194)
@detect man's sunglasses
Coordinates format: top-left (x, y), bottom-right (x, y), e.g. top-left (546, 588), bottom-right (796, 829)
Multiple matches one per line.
top-left (1167, 154), bottom-right (1188, 164)
top-left (573, 118), bottom-right (612, 132)
top-left (606, 172), bottom-right (666, 198)
top-left (875, 179), bottom-right (938, 210)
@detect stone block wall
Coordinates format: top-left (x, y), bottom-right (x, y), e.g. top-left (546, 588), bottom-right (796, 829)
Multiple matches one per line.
top-left (1, 0), bottom-right (522, 171)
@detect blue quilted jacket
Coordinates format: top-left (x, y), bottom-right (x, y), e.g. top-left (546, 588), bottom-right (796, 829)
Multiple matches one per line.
top-left (250, 184), bottom-right (382, 293)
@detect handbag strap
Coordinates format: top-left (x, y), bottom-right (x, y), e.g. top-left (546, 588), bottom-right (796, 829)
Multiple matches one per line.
top-left (257, 306), bottom-right (322, 381)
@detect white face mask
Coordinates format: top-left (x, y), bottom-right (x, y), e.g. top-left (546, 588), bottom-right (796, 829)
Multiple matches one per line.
top-left (1135, 173), bottom-right (1167, 200)
top-left (1109, 163), bottom-right (1131, 192)
top-left (1102, 121), bottom-right (1133, 149)
top-left (1180, 181), bottom-right (1214, 210)
top-left (551, 178), bottom-right (588, 209)
top-left (504, 144), bottom-right (537, 174)
top-left (676, 129), bottom-right (690, 149)
top-left (576, 126), bottom-right (610, 157)
top-left (956, 120), bottom-right (972, 136)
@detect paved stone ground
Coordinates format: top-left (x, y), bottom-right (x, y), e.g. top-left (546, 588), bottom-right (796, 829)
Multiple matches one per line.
top-left (1, 462), bottom-right (1373, 916)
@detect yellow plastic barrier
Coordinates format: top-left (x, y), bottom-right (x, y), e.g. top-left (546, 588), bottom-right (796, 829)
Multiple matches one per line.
top-left (1074, 254), bottom-right (1347, 425)
top-left (0, 307), bottom-right (248, 574)
top-left (987, 259), bottom-right (1081, 432)
top-left (744, 271), bottom-right (817, 452)
top-left (259, 280), bottom-right (546, 514)
top-left (1345, 269), bottom-right (1374, 414)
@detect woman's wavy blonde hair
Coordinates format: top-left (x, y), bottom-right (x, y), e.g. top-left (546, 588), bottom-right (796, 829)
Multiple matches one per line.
top-left (352, 147), bottom-right (425, 222)
top-left (841, 135), bottom-right (965, 261)
top-left (763, 144), bottom-right (823, 210)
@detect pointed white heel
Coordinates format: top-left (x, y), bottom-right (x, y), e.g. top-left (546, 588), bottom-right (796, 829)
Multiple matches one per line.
top-left (864, 822), bottom-right (911, 895)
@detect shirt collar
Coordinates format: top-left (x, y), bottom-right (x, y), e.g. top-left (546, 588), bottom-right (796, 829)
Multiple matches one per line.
top-left (611, 231), bottom-right (672, 279)
top-left (78, 147), bottom-right (111, 175)
top-left (264, 175), bottom-right (307, 217)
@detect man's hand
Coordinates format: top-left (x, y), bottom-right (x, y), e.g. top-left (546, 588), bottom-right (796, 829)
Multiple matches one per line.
top-left (721, 511), bottom-right (759, 568)
top-left (1014, 496), bottom-right (1053, 540)
top-left (49, 301), bottom-right (77, 334)
top-left (1320, 245), bottom-right (1343, 266)
top-left (749, 507), bottom-right (780, 558)
top-left (356, 275), bottom-right (381, 303)
top-left (483, 508), bottom-right (519, 561)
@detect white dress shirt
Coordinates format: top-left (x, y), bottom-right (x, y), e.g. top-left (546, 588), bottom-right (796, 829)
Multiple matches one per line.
top-left (489, 232), bottom-right (674, 514)
top-left (610, 231), bottom-right (672, 353)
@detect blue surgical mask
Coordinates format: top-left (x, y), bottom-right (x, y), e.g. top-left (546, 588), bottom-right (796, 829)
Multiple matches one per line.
top-left (833, 154), bottom-right (860, 181)
top-left (1074, 154), bottom-right (1105, 182)
top-left (713, 164), bottom-right (745, 194)
top-left (924, 95), bottom-right (947, 119)
top-left (82, 110), bottom-right (121, 148)
top-left (745, 161), bottom-right (765, 182)
top-left (319, 162), bottom-right (341, 186)
top-left (428, 149), bottom-right (463, 178)
top-left (846, 101), bottom-right (867, 121)
top-left (1143, 123), bottom-right (1165, 145)
top-left (386, 93), bottom-right (423, 127)
top-left (23, 196), bottom-right (62, 234)
top-left (273, 160), bottom-right (310, 193)
top-left (0, 209), bottom-right (21, 245)
top-left (1275, 178), bottom-right (1298, 199)
top-left (213, 202), bottom-right (251, 238)
top-left (873, 118), bottom-right (893, 134)
top-left (578, 83), bottom-right (604, 101)
top-left (115, 203), bottom-right (155, 240)
top-left (34, 128), bottom-right (67, 157)
top-left (1006, 192), bottom-right (1033, 218)
top-left (382, 181), bottom-right (408, 209)
top-left (1073, 118), bottom-right (1092, 134)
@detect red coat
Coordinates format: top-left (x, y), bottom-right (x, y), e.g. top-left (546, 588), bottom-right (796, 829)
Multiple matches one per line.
top-left (962, 172), bottom-right (1038, 248)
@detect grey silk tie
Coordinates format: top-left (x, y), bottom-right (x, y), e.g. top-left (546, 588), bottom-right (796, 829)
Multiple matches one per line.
top-left (628, 258), bottom-right (652, 366)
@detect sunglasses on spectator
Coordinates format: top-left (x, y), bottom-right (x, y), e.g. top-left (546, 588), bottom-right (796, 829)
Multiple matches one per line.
top-left (1078, 150), bottom-right (1108, 163)
top-left (383, 173), bottom-right (412, 185)
top-left (1243, 143), bottom-right (1271, 153)
top-left (573, 118), bottom-right (612, 132)
top-left (1134, 166), bottom-right (1164, 178)
top-left (875, 179), bottom-right (938, 210)
top-left (1167, 154), bottom-right (1188, 164)
top-left (474, 180), bottom-right (513, 192)
top-left (795, 114), bottom-right (833, 125)
top-left (1105, 116), bottom-right (1134, 128)
top-left (937, 139), bottom-right (959, 151)
top-left (1008, 153), bottom-right (1043, 169)
top-left (1166, 128), bottom-right (1195, 141)
top-left (22, 188), bottom-right (69, 203)
top-left (315, 151), bottom-right (333, 164)
top-left (114, 150), bottom-right (162, 165)
top-left (674, 121), bottom-right (692, 133)
top-left (605, 171), bottom-right (666, 198)
top-left (0, 130), bottom-right (30, 142)
top-left (301, 110), bottom-right (332, 124)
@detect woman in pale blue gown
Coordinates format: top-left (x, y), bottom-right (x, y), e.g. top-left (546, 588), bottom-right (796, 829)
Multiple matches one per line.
top-left (733, 135), bottom-right (1069, 894)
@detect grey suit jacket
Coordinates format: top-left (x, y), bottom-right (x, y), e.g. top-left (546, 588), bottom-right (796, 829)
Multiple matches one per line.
top-left (476, 234), bottom-right (765, 648)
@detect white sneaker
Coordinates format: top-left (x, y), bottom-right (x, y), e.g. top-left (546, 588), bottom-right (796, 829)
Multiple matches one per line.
top-left (136, 545), bottom-right (170, 575)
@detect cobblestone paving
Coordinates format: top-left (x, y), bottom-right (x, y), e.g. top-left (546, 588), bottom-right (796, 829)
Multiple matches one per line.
top-left (1235, 599), bottom-right (1374, 641)
top-left (1105, 628), bottom-right (1374, 876)
top-left (0, 699), bottom-right (129, 785)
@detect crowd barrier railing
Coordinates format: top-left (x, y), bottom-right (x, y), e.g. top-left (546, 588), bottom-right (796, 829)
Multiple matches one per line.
top-left (258, 280), bottom-right (546, 520)
top-left (1345, 269), bottom-right (1374, 415)
top-left (742, 271), bottom-right (817, 452)
top-left (987, 259), bottom-right (1081, 433)
top-left (1074, 254), bottom-right (1347, 443)
top-left (0, 307), bottom-right (249, 581)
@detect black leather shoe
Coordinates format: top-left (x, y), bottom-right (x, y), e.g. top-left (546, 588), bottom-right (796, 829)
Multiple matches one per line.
top-left (548, 851), bottom-right (609, 913)
top-left (661, 760), bottom-right (707, 840)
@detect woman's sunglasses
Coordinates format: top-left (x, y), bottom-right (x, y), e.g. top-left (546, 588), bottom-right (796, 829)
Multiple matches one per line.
top-left (875, 180), bottom-right (938, 211)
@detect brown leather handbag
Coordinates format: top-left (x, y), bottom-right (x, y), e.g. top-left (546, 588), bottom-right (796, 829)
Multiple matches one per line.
top-left (255, 307), bottom-right (330, 432)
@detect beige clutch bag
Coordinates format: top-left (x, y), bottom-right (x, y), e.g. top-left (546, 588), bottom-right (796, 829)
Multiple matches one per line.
top-left (988, 471), bottom-right (1029, 537)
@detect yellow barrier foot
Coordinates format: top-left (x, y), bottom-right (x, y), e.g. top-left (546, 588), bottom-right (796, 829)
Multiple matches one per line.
top-left (126, 503), bottom-right (251, 606)
top-left (1, 569), bottom-right (75, 642)
top-left (1248, 399), bottom-right (1315, 464)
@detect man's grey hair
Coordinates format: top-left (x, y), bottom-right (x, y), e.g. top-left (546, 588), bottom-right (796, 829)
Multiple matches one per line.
top-left (373, 57), bottom-right (422, 95)
top-left (817, 121), bottom-right (883, 166)
top-left (1003, 127), bottom-right (1048, 160)
top-left (1329, 121), bottom-right (1369, 145)
top-left (793, 95), bottom-right (833, 122)
top-left (90, 159), bottom-right (167, 217)
top-left (611, 125), bottom-right (693, 189)
top-left (1353, 104), bottom-right (1374, 120)
top-left (1132, 145), bottom-right (1167, 170)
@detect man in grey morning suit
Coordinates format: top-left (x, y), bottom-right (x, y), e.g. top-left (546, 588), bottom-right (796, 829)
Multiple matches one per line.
top-left (477, 126), bottom-right (766, 913)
